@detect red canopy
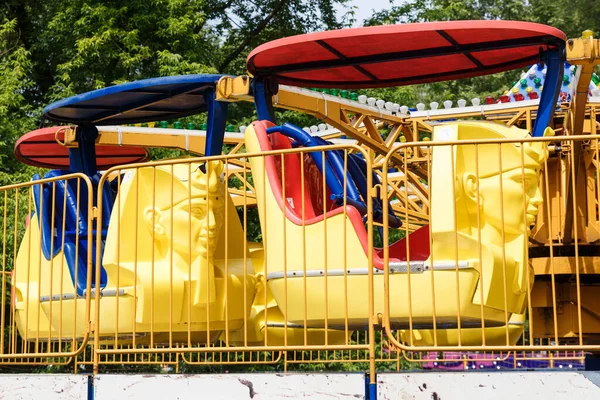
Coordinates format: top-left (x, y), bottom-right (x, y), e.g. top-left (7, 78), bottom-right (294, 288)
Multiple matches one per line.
top-left (247, 21), bottom-right (566, 89)
top-left (15, 127), bottom-right (149, 170)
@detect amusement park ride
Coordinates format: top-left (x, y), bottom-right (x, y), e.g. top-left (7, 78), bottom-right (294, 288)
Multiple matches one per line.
top-left (3, 20), bottom-right (600, 379)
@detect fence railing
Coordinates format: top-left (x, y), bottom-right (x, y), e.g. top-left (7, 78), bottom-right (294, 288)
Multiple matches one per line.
top-left (381, 127), bottom-right (600, 356)
top-left (0, 173), bottom-right (94, 366)
top-left (2, 122), bottom-right (600, 373)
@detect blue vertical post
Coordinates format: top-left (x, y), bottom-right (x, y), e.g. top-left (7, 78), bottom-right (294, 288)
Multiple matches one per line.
top-left (532, 46), bottom-right (565, 137)
top-left (369, 382), bottom-right (377, 400)
top-left (203, 88), bottom-right (229, 156)
top-left (365, 373), bottom-right (377, 400)
top-left (87, 375), bottom-right (94, 400)
top-left (68, 124), bottom-right (99, 175)
top-left (252, 78), bottom-right (277, 122)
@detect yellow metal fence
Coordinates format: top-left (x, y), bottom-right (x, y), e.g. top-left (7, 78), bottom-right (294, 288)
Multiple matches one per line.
top-left (1, 132), bottom-right (599, 373)
top-left (381, 131), bottom-right (600, 357)
top-left (0, 173), bottom-right (94, 366)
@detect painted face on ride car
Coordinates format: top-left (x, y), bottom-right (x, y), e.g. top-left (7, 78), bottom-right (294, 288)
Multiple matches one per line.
top-left (146, 161), bottom-right (226, 261)
top-left (477, 167), bottom-right (543, 235)
top-left (160, 190), bottom-right (225, 259)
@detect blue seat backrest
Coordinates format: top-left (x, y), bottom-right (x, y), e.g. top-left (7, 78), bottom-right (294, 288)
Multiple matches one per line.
top-left (32, 170), bottom-right (110, 296)
top-left (32, 173), bottom-right (63, 260)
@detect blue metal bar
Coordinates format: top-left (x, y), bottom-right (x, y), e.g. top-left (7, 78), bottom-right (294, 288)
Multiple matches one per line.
top-left (267, 123), bottom-right (402, 227)
top-left (365, 373), bottom-right (377, 400)
top-left (87, 375), bottom-right (94, 400)
top-left (267, 124), bottom-right (311, 146)
top-left (369, 383), bottom-right (377, 400)
top-left (203, 88), bottom-right (229, 156)
top-left (268, 123), bottom-right (363, 202)
top-left (311, 136), bottom-right (362, 202)
top-left (266, 125), bottom-right (346, 199)
top-left (252, 78), bottom-right (276, 122)
top-left (68, 124), bottom-right (99, 176)
top-left (348, 154), bottom-right (402, 228)
top-left (532, 46), bottom-right (565, 137)
top-left (278, 124), bottom-right (361, 200)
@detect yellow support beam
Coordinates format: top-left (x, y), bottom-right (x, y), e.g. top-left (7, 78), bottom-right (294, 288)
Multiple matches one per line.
top-left (566, 31), bottom-right (600, 137)
top-left (273, 87), bottom-right (404, 161)
top-left (216, 75), bottom-right (253, 102)
top-left (563, 31), bottom-right (600, 243)
top-left (59, 126), bottom-right (245, 155)
top-left (216, 76), bottom-right (406, 162)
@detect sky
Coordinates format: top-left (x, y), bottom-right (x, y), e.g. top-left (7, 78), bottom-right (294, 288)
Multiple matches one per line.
top-left (342, 0), bottom-right (396, 26)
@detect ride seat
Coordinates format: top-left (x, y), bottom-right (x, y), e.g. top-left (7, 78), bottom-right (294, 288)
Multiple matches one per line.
top-left (268, 122), bottom-right (402, 228)
top-left (32, 170), bottom-right (111, 295)
top-left (247, 120), bottom-right (429, 268)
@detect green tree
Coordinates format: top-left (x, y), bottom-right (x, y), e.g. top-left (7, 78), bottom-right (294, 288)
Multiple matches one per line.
top-left (0, 0), bottom-right (352, 105)
top-left (529, 0), bottom-right (600, 38)
top-left (0, 0), bottom-right (351, 170)
top-left (0, 18), bottom-right (37, 179)
top-left (363, 0), bottom-right (599, 110)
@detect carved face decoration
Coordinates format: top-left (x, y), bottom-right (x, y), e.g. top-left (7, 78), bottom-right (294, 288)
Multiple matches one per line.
top-left (476, 166), bottom-right (544, 235)
top-left (145, 161), bottom-right (225, 260)
top-left (449, 125), bottom-right (551, 239)
top-left (159, 189), bottom-right (225, 260)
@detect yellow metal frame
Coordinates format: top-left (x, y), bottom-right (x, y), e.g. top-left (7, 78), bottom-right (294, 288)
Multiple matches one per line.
top-left (5, 131), bottom-right (600, 371)
top-left (381, 134), bottom-right (600, 353)
top-left (88, 143), bottom-right (375, 373)
top-left (4, 30), bottom-right (600, 374)
top-left (1, 173), bottom-right (94, 363)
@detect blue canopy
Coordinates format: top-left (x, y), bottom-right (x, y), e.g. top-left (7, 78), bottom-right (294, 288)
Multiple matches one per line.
top-left (43, 74), bottom-right (231, 158)
top-left (43, 74), bottom-right (228, 125)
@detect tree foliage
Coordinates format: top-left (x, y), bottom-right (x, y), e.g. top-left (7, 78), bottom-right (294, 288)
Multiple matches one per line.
top-left (0, 18), bottom-right (36, 177)
top-left (1, 0), bottom-right (599, 178)
top-left (364, 0), bottom-right (600, 106)
top-left (0, 0), bottom-right (353, 165)
top-left (365, 0), bottom-right (600, 35)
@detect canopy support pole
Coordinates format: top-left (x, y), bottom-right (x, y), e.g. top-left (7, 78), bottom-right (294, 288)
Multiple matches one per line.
top-left (252, 78), bottom-right (277, 122)
top-left (532, 46), bottom-right (565, 137)
top-left (69, 124), bottom-right (99, 176)
top-left (204, 88), bottom-right (229, 156)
